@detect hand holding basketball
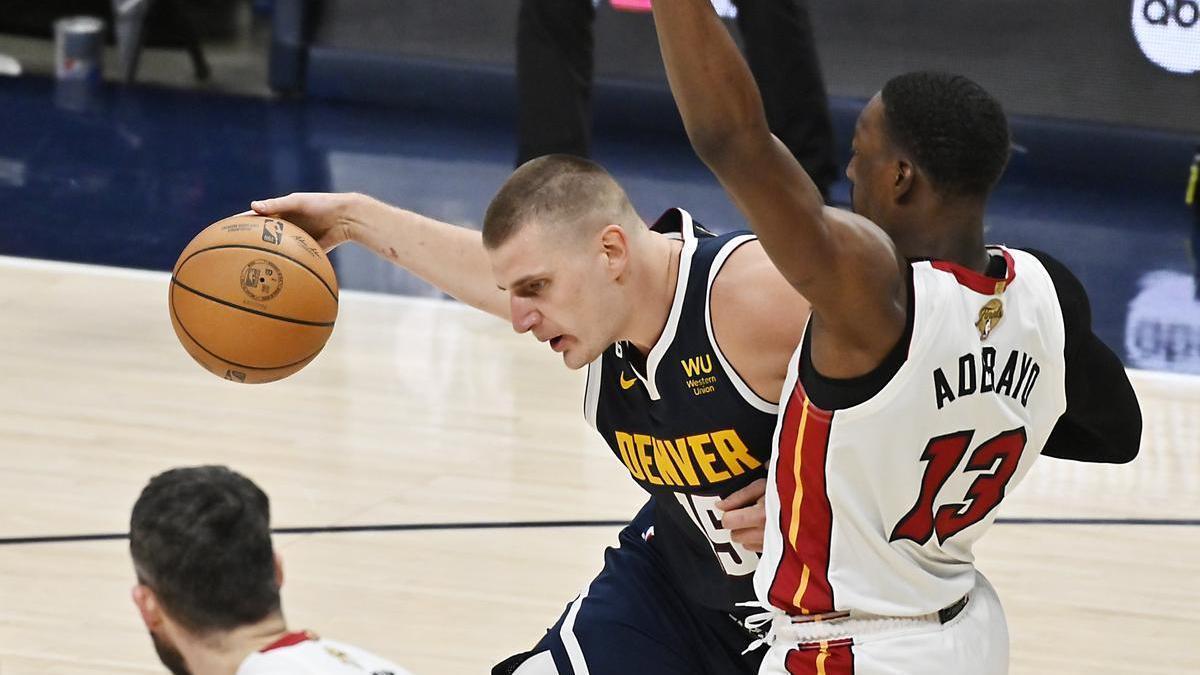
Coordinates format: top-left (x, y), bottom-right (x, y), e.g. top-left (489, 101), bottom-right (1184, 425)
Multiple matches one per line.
top-left (250, 192), bottom-right (366, 252)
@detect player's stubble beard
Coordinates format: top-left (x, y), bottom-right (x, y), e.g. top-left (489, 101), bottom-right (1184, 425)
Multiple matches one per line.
top-left (149, 631), bottom-right (192, 675)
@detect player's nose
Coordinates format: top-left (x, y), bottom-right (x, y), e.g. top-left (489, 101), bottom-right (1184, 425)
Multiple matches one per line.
top-left (510, 297), bottom-right (540, 334)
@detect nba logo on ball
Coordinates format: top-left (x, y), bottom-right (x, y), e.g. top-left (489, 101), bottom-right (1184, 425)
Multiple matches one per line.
top-left (1133, 0), bottom-right (1200, 74)
top-left (261, 220), bottom-right (283, 245)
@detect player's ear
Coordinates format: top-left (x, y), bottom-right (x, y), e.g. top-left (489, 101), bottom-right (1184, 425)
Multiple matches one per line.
top-left (132, 584), bottom-right (162, 630)
top-left (274, 552), bottom-right (284, 589)
top-left (893, 159), bottom-right (915, 202)
top-left (598, 224), bottom-right (630, 280)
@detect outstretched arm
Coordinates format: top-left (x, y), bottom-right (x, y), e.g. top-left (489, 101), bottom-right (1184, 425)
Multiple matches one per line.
top-left (251, 193), bottom-right (510, 320)
top-left (651, 0), bottom-right (905, 369)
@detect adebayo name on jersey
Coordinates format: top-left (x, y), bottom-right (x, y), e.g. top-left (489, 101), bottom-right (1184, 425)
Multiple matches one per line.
top-left (933, 346), bottom-right (1042, 410)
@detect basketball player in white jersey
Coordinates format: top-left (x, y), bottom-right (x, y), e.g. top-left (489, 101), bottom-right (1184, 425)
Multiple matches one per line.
top-left (129, 466), bottom-right (413, 675)
top-left (652, 1), bottom-right (1142, 673)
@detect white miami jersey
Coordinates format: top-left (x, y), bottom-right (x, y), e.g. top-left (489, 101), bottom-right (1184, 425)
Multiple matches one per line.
top-left (755, 247), bottom-right (1068, 618)
top-left (237, 631), bottom-right (413, 675)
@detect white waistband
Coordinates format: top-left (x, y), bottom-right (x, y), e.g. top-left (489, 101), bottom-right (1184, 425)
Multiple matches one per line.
top-left (739, 597), bottom-right (967, 653)
top-left (767, 608), bottom-right (944, 645)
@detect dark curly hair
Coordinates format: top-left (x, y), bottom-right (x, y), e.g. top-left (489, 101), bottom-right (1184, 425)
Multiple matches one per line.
top-left (130, 466), bottom-right (279, 634)
top-left (881, 72), bottom-right (1010, 198)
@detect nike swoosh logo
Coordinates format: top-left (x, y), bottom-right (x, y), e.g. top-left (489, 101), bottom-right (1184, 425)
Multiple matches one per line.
top-left (619, 372), bottom-right (638, 390)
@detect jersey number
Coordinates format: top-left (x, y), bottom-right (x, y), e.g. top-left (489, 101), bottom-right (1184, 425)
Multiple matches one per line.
top-left (675, 493), bottom-right (759, 576)
top-left (889, 427), bottom-right (1027, 546)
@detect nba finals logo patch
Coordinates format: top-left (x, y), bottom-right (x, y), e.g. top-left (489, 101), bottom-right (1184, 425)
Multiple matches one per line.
top-left (241, 259), bottom-right (284, 302)
top-left (976, 299), bottom-right (1004, 341)
top-left (1133, 0), bottom-right (1200, 74)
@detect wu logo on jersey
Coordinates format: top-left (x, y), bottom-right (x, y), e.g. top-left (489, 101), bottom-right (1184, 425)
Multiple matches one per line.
top-left (682, 354), bottom-right (717, 396)
top-left (681, 354), bottom-right (713, 377)
top-left (1132, 0), bottom-right (1200, 74)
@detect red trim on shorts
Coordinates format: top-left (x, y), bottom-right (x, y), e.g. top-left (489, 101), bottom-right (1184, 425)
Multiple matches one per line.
top-left (260, 630), bottom-right (316, 653)
top-left (767, 379), bottom-right (836, 615)
top-left (930, 248), bottom-right (1015, 295)
top-left (785, 640), bottom-right (855, 674)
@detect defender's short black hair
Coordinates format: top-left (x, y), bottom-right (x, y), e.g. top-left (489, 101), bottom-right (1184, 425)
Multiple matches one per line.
top-left (881, 72), bottom-right (1010, 198)
top-left (130, 466), bottom-right (279, 634)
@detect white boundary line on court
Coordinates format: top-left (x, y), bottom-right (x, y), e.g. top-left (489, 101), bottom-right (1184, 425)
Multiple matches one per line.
top-left (2, 254), bottom-right (1197, 387)
top-left (0, 254), bottom-right (477, 313)
top-left (1128, 368), bottom-right (1200, 392)
top-left (0, 254), bottom-right (171, 281)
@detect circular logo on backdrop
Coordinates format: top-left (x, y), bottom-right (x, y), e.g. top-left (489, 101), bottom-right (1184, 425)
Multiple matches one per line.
top-left (1132, 0), bottom-right (1200, 74)
top-left (240, 259), bottom-right (284, 302)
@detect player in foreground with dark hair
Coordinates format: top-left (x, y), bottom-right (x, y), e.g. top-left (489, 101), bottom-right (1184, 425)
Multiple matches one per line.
top-left (129, 465), bottom-right (411, 675)
top-left (652, 1), bottom-right (1141, 672)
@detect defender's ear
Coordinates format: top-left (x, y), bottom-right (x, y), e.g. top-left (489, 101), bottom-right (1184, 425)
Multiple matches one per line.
top-left (893, 159), bottom-right (916, 202)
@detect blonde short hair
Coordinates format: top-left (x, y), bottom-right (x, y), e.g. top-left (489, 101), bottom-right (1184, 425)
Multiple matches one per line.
top-left (482, 155), bottom-right (639, 249)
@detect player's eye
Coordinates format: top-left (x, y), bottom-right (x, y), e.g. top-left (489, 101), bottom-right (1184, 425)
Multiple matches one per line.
top-left (517, 280), bottom-right (547, 297)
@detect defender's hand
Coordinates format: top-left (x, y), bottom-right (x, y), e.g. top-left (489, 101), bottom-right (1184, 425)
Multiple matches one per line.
top-left (717, 478), bottom-right (767, 553)
top-left (250, 192), bottom-right (368, 252)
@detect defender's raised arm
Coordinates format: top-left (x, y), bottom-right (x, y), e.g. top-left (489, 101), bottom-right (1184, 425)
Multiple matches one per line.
top-left (651, 0), bottom-right (906, 372)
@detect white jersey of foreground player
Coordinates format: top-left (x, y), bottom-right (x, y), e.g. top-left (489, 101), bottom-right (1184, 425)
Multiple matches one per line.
top-left (237, 631), bottom-right (414, 675)
top-left (753, 247), bottom-right (1068, 675)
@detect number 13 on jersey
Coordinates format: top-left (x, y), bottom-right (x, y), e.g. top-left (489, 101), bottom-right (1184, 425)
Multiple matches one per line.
top-left (890, 427), bottom-right (1028, 546)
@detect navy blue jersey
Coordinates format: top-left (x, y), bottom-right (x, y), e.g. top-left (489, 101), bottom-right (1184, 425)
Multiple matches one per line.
top-left (584, 208), bottom-right (780, 614)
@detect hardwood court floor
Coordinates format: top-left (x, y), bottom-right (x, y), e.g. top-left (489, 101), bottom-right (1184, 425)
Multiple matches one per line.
top-left (1, 257), bottom-right (1197, 674)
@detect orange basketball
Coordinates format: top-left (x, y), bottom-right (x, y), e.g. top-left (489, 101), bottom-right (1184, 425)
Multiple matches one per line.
top-left (169, 214), bottom-right (338, 383)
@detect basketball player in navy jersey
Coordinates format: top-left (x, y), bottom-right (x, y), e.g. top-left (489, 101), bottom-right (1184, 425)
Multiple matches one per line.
top-left (251, 160), bottom-right (810, 674)
top-left (652, 1), bottom-right (1141, 672)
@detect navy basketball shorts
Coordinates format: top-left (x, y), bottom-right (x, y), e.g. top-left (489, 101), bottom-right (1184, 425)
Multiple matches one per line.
top-left (492, 498), bottom-right (765, 675)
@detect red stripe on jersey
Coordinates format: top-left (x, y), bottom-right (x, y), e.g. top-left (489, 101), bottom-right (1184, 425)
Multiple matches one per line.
top-left (785, 640), bottom-right (855, 674)
top-left (260, 630), bottom-right (316, 653)
top-left (931, 248), bottom-right (1015, 295)
top-left (768, 381), bottom-right (836, 615)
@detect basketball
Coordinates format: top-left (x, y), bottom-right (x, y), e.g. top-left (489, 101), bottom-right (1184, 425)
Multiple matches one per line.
top-left (168, 214), bottom-right (338, 384)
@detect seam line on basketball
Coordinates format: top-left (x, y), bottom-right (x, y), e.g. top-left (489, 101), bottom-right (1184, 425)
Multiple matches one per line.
top-left (170, 286), bottom-right (326, 371)
top-left (171, 278), bottom-right (336, 327)
top-left (175, 244), bottom-right (339, 303)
